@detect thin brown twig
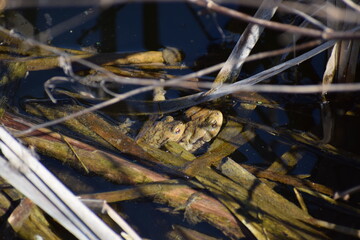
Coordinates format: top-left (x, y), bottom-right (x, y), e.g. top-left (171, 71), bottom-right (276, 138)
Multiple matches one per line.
top-left (278, 3), bottom-right (330, 31)
top-left (189, 0), bottom-right (360, 39)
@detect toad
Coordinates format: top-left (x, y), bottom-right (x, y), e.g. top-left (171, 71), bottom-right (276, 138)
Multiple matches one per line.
top-left (136, 115), bottom-right (186, 148)
top-left (136, 106), bottom-right (223, 153)
top-left (179, 106), bottom-right (223, 152)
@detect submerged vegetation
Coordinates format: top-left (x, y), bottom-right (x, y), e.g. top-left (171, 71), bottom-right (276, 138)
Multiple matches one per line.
top-left (0, 0), bottom-right (360, 239)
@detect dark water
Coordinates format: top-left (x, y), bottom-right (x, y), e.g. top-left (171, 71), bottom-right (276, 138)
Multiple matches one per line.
top-left (2, 2), bottom-right (360, 239)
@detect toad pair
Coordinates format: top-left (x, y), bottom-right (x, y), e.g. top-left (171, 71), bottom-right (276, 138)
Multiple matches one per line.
top-left (137, 106), bottom-right (223, 153)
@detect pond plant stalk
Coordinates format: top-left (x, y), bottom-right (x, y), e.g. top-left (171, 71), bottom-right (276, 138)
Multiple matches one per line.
top-left (0, 0), bottom-right (360, 239)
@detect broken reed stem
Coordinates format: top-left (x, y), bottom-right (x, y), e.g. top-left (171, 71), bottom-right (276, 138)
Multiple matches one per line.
top-left (213, 0), bottom-right (281, 85)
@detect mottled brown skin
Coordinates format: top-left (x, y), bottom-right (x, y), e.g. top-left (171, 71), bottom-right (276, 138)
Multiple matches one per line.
top-left (137, 107), bottom-right (223, 152)
top-left (137, 116), bottom-right (185, 148)
top-left (179, 106), bottom-right (223, 152)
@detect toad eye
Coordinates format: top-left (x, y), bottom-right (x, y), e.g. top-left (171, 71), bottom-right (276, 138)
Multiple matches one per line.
top-left (173, 127), bottom-right (182, 134)
top-left (210, 120), bottom-right (218, 128)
